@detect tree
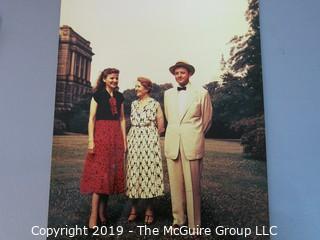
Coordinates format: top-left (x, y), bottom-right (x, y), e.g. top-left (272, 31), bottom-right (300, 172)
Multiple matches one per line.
top-left (204, 81), bottom-right (220, 99)
top-left (210, 73), bottom-right (245, 138)
top-left (207, 0), bottom-right (266, 159)
top-left (228, 0), bottom-right (264, 117)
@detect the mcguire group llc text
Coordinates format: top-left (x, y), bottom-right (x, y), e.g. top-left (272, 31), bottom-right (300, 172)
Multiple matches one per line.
top-left (31, 225), bottom-right (278, 238)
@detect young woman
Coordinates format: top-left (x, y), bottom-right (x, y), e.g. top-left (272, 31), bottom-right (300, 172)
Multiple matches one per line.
top-left (80, 68), bottom-right (127, 229)
top-left (126, 77), bottom-right (165, 225)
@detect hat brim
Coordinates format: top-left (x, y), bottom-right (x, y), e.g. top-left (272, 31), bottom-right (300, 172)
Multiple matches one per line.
top-left (169, 63), bottom-right (195, 75)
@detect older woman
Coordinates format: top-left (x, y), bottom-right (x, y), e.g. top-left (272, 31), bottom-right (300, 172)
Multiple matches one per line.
top-left (80, 68), bottom-right (127, 230)
top-left (126, 77), bottom-right (165, 225)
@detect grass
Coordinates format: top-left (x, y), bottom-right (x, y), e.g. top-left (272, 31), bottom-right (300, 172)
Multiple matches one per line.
top-left (47, 135), bottom-right (269, 240)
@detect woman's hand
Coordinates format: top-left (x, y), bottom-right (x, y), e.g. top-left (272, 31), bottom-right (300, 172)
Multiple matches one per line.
top-left (123, 140), bottom-right (127, 153)
top-left (88, 140), bottom-right (95, 154)
top-left (87, 98), bottom-right (97, 155)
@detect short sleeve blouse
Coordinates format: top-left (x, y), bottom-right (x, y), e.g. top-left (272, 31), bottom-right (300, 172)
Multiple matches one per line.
top-left (93, 90), bottom-right (124, 120)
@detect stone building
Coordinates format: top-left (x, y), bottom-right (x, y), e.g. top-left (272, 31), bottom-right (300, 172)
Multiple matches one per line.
top-left (55, 25), bottom-right (94, 113)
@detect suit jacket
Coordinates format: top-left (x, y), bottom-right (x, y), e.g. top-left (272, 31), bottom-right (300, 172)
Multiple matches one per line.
top-left (164, 83), bottom-right (213, 160)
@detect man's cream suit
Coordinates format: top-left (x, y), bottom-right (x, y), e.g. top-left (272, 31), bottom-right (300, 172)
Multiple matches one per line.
top-left (164, 83), bottom-right (212, 228)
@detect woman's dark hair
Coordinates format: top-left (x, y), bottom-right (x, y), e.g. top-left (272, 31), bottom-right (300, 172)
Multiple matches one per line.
top-left (93, 68), bottom-right (120, 92)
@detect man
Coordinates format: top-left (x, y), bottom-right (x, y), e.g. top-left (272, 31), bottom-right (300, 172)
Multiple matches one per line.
top-left (164, 61), bottom-right (213, 230)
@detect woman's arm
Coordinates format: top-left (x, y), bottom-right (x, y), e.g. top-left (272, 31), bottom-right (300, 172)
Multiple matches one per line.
top-left (156, 103), bottom-right (165, 135)
top-left (120, 103), bottom-right (127, 152)
top-left (88, 98), bottom-right (97, 153)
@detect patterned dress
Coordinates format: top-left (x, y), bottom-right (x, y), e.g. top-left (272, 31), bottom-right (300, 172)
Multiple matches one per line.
top-left (126, 98), bottom-right (164, 199)
top-left (80, 90), bottom-right (125, 195)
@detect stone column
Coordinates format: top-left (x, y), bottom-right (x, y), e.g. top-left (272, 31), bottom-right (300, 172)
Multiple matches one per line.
top-left (70, 51), bottom-right (75, 77)
top-left (78, 55), bottom-right (82, 78)
top-left (82, 58), bottom-right (87, 82)
top-left (87, 61), bottom-right (91, 83)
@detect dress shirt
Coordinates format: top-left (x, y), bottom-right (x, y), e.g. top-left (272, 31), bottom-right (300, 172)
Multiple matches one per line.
top-left (177, 83), bottom-right (191, 119)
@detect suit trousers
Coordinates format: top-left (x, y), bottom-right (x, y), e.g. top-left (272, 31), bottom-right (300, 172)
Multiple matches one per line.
top-left (167, 144), bottom-right (202, 228)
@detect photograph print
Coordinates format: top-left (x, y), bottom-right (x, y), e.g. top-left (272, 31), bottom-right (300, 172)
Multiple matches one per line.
top-left (48, 0), bottom-right (270, 239)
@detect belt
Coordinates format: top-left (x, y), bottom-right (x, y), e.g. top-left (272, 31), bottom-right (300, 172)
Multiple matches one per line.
top-left (131, 123), bottom-right (152, 127)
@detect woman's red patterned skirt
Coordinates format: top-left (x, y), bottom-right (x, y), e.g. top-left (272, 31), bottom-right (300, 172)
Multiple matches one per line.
top-left (80, 120), bottom-right (125, 194)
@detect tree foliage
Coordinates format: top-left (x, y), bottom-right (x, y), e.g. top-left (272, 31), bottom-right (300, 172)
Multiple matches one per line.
top-left (67, 93), bottom-right (91, 134)
top-left (208, 0), bottom-right (266, 159)
top-left (53, 118), bottom-right (66, 135)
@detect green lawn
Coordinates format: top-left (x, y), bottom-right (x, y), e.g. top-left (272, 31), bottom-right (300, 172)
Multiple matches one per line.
top-left (48, 135), bottom-right (269, 240)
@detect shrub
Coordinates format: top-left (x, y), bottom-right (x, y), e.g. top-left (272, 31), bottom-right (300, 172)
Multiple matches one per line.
top-left (68, 111), bottom-right (88, 134)
top-left (231, 115), bottom-right (266, 160)
top-left (54, 118), bottom-right (66, 135)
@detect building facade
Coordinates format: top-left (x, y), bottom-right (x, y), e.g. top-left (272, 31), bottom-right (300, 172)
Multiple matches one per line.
top-left (55, 25), bottom-right (94, 112)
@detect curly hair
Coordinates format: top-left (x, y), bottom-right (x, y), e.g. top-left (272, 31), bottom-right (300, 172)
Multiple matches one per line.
top-left (93, 68), bottom-right (120, 92)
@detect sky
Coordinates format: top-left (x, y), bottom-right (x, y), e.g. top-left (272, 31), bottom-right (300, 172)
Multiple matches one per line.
top-left (60, 0), bottom-right (249, 91)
